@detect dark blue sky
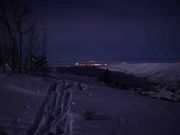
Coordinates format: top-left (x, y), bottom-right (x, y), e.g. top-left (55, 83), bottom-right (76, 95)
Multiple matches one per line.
top-left (32, 0), bottom-right (180, 62)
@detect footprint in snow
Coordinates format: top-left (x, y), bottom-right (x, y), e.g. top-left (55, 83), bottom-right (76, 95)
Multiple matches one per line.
top-left (88, 92), bottom-right (92, 97)
top-left (15, 117), bottom-right (21, 123)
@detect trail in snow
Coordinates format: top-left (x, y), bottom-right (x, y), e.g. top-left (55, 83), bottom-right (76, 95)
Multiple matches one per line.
top-left (26, 80), bottom-right (75, 135)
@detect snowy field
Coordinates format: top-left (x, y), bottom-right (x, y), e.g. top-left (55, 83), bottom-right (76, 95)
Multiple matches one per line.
top-left (0, 70), bottom-right (180, 135)
top-left (101, 63), bottom-right (180, 101)
top-left (0, 74), bottom-right (51, 135)
top-left (70, 76), bottom-right (180, 135)
top-left (101, 63), bottom-right (180, 84)
top-left (53, 73), bottom-right (180, 135)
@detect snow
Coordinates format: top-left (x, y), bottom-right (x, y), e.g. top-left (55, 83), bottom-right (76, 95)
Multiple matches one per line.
top-left (51, 73), bottom-right (180, 135)
top-left (78, 83), bottom-right (88, 91)
top-left (68, 75), bottom-right (180, 135)
top-left (0, 75), bottom-right (50, 135)
top-left (101, 63), bottom-right (180, 101)
top-left (101, 63), bottom-right (180, 83)
top-left (1, 69), bottom-right (180, 135)
top-left (141, 89), bottom-right (180, 101)
top-left (28, 80), bottom-right (74, 135)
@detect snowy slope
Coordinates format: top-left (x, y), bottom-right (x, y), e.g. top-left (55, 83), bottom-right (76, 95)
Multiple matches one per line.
top-left (101, 63), bottom-right (180, 83)
top-left (72, 85), bottom-right (180, 135)
top-left (54, 73), bottom-right (180, 135)
top-left (0, 75), bottom-right (50, 135)
top-left (1, 73), bottom-right (180, 135)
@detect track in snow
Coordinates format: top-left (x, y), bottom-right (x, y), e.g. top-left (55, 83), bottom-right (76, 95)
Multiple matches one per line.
top-left (26, 80), bottom-right (75, 135)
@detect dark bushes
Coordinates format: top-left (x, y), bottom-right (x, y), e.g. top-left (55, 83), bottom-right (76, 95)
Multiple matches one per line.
top-left (98, 69), bottom-right (112, 85)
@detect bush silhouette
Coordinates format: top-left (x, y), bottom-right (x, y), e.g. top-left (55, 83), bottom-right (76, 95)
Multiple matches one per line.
top-left (84, 110), bottom-right (96, 121)
top-left (98, 69), bottom-right (111, 85)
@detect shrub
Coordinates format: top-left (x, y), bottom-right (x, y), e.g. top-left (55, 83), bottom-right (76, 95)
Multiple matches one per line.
top-left (98, 69), bottom-right (111, 85)
top-left (84, 110), bottom-right (96, 121)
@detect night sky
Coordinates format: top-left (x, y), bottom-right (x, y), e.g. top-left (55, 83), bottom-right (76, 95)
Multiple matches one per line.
top-left (32, 0), bottom-right (180, 62)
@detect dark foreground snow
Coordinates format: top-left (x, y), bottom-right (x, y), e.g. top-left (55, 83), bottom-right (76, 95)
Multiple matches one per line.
top-left (67, 74), bottom-right (180, 135)
top-left (0, 75), bottom-right (50, 135)
top-left (0, 73), bottom-right (180, 135)
top-left (27, 80), bottom-right (74, 135)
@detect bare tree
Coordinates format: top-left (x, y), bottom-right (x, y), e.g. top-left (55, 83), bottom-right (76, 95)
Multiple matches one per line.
top-left (0, 0), bottom-right (33, 73)
top-left (0, 29), bottom-right (3, 70)
top-left (31, 32), bottom-right (48, 75)
top-left (41, 32), bottom-right (48, 74)
top-left (27, 27), bottom-right (35, 72)
top-left (0, 28), bottom-right (8, 73)
top-left (11, 0), bottom-right (33, 72)
top-left (0, 0), bottom-right (48, 74)
top-left (0, 0), bottom-right (18, 73)
top-left (0, 22), bottom-right (9, 73)
top-left (26, 25), bottom-right (38, 73)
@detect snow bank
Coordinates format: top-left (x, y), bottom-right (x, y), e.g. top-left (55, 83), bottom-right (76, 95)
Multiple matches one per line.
top-left (141, 89), bottom-right (180, 101)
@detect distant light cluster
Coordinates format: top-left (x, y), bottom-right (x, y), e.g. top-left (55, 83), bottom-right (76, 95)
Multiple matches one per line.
top-left (74, 61), bottom-right (107, 67)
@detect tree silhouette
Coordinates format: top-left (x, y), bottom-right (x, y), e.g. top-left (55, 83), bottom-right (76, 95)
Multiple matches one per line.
top-left (0, 0), bottom-right (47, 74)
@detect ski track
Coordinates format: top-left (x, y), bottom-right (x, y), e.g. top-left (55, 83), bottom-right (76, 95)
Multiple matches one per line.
top-left (26, 80), bottom-right (76, 135)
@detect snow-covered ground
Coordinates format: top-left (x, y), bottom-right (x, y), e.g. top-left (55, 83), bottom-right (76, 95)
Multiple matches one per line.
top-left (57, 73), bottom-right (180, 135)
top-left (101, 63), bottom-right (180, 101)
top-left (101, 63), bottom-right (180, 83)
top-left (1, 72), bottom-right (180, 135)
top-left (72, 84), bottom-right (180, 135)
top-left (0, 74), bottom-right (51, 135)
